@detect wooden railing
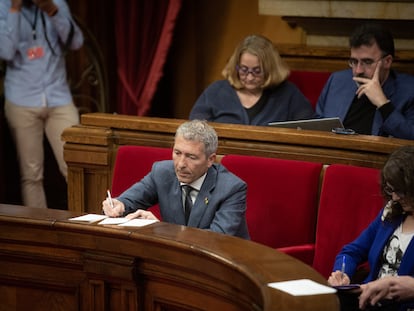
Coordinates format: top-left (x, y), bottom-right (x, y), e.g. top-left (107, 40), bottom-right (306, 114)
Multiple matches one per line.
top-left (0, 204), bottom-right (339, 311)
top-left (62, 113), bottom-right (414, 215)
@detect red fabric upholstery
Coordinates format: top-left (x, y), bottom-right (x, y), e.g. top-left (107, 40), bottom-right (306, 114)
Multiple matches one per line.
top-left (312, 164), bottom-right (384, 278)
top-left (288, 70), bottom-right (331, 109)
top-left (111, 145), bottom-right (172, 218)
top-left (221, 155), bottom-right (323, 254)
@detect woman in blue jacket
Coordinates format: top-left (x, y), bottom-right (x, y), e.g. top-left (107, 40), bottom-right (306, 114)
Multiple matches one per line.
top-left (189, 34), bottom-right (313, 126)
top-left (328, 145), bottom-right (414, 310)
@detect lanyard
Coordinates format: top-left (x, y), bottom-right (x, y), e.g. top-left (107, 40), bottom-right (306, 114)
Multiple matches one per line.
top-left (21, 6), bottom-right (39, 41)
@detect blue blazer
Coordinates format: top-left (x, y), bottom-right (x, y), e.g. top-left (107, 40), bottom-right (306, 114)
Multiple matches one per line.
top-left (333, 209), bottom-right (414, 283)
top-left (316, 69), bottom-right (414, 140)
top-left (118, 161), bottom-right (250, 239)
top-left (190, 80), bottom-right (314, 126)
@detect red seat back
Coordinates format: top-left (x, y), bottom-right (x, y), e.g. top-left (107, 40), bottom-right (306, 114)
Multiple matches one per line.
top-left (221, 154), bottom-right (322, 249)
top-left (111, 145), bottom-right (172, 218)
top-left (313, 164), bottom-right (384, 278)
top-left (288, 70), bottom-right (331, 109)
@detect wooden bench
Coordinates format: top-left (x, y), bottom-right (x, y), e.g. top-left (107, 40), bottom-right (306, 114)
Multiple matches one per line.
top-left (62, 113), bottom-right (414, 215)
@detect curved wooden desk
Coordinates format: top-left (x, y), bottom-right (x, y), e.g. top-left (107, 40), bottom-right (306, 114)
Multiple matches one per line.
top-left (0, 204), bottom-right (338, 310)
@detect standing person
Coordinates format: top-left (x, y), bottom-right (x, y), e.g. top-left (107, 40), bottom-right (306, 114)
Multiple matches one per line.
top-left (0, 0), bottom-right (84, 208)
top-left (189, 34), bottom-right (314, 126)
top-left (316, 23), bottom-right (414, 140)
top-left (328, 145), bottom-right (414, 310)
top-left (102, 120), bottom-right (249, 239)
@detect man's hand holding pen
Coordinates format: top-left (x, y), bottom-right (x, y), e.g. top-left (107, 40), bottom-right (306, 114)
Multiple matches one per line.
top-left (102, 195), bottom-right (125, 217)
top-left (102, 190), bottom-right (159, 221)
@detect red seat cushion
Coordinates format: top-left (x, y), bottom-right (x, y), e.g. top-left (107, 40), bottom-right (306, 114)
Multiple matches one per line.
top-left (288, 70), bottom-right (331, 109)
top-left (221, 155), bottom-right (322, 250)
top-left (111, 145), bottom-right (172, 218)
top-left (312, 164), bottom-right (384, 278)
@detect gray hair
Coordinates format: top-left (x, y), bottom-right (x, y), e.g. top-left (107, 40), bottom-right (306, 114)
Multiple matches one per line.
top-left (175, 120), bottom-right (218, 157)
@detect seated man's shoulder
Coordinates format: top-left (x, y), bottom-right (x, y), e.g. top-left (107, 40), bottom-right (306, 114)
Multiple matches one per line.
top-left (152, 160), bottom-right (174, 171)
top-left (394, 71), bottom-right (414, 85)
top-left (330, 69), bottom-right (353, 80)
top-left (215, 164), bottom-right (246, 186)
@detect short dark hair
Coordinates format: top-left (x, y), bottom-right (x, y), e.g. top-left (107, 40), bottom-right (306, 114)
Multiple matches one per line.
top-left (349, 23), bottom-right (395, 57)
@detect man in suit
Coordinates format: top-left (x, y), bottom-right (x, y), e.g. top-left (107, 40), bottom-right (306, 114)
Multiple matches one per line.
top-left (315, 23), bottom-right (414, 140)
top-left (102, 120), bottom-right (249, 239)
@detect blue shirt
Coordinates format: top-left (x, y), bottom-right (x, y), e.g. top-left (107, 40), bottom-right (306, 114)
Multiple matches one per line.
top-left (0, 0), bottom-right (83, 107)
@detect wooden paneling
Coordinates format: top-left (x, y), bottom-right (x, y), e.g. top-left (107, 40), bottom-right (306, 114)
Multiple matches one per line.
top-left (0, 204), bottom-right (339, 311)
top-left (277, 44), bottom-right (414, 74)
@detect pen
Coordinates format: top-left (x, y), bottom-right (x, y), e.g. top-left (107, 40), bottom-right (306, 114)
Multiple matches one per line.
top-left (341, 255), bottom-right (346, 279)
top-left (107, 189), bottom-right (114, 209)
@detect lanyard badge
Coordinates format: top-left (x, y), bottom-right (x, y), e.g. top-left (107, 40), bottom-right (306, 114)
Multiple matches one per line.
top-left (23, 6), bottom-right (45, 60)
top-left (27, 46), bottom-right (44, 60)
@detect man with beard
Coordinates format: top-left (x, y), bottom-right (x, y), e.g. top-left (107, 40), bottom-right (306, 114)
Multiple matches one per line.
top-left (102, 120), bottom-right (250, 239)
top-left (315, 23), bottom-right (414, 140)
top-left (0, 0), bottom-right (83, 208)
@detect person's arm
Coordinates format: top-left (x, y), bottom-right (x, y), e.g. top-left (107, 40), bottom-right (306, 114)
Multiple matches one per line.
top-left (379, 98), bottom-right (414, 140)
top-left (37, 0), bottom-right (84, 50)
top-left (189, 87), bottom-right (214, 121)
top-left (359, 276), bottom-right (414, 309)
top-left (117, 166), bottom-right (160, 216)
top-left (328, 210), bottom-right (384, 284)
top-left (0, 0), bottom-right (21, 60)
top-left (283, 82), bottom-right (315, 120)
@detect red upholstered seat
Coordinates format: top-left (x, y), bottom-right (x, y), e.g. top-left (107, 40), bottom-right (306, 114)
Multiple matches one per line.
top-left (221, 154), bottom-right (323, 262)
top-left (288, 70), bottom-right (331, 109)
top-left (111, 145), bottom-right (172, 219)
top-left (312, 164), bottom-right (384, 278)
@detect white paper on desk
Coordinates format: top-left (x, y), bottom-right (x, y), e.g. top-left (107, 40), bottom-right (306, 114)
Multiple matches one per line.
top-left (68, 214), bottom-right (108, 223)
top-left (118, 219), bottom-right (158, 227)
top-left (268, 279), bottom-right (337, 296)
top-left (98, 217), bottom-right (130, 225)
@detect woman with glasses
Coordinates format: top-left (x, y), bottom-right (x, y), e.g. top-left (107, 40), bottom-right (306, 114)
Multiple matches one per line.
top-left (315, 23), bottom-right (414, 140)
top-left (189, 34), bottom-right (314, 126)
top-left (328, 145), bottom-right (414, 311)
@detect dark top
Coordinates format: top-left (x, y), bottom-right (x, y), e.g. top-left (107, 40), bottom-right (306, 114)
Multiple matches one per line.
top-left (189, 80), bottom-right (314, 126)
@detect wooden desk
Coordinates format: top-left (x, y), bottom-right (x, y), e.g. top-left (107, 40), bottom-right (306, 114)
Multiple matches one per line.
top-left (62, 113), bottom-right (414, 214)
top-left (0, 204), bottom-right (338, 311)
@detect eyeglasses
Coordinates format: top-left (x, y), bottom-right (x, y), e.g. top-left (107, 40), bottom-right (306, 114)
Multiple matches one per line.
top-left (384, 184), bottom-right (405, 199)
top-left (236, 65), bottom-right (264, 77)
top-left (348, 57), bottom-right (383, 69)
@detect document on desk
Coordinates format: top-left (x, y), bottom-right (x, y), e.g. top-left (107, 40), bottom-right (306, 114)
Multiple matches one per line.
top-left (68, 214), bottom-right (158, 227)
top-left (268, 279), bottom-right (337, 296)
top-left (68, 214), bottom-right (108, 223)
top-left (118, 219), bottom-right (158, 227)
top-left (98, 217), bottom-right (158, 227)
top-left (98, 217), bottom-right (130, 225)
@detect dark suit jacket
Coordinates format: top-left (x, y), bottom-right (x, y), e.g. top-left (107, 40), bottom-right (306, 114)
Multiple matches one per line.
top-left (118, 161), bottom-right (249, 239)
top-left (316, 69), bottom-right (414, 140)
